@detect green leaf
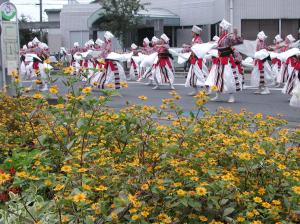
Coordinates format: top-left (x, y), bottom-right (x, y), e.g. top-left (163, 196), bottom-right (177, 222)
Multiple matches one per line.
top-left (220, 199), bottom-right (229, 206)
top-left (76, 118), bottom-right (86, 128)
top-left (188, 199), bottom-right (202, 211)
top-left (223, 207), bottom-right (235, 217)
top-left (66, 139), bottom-right (76, 150)
top-left (179, 198), bottom-right (188, 207)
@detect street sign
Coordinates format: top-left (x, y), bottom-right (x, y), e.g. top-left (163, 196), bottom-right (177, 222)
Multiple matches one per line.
top-left (1, 1), bottom-right (17, 21)
top-left (0, 1), bottom-right (19, 93)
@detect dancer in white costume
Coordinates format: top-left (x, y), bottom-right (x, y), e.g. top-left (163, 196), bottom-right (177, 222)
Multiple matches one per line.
top-left (209, 19), bottom-right (242, 103)
top-left (139, 36), bottom-right (159, 85)
top-left (183, 25), bottom-right (209, 96)
top-left (152, 34), bottom-right (175, 90)
top-left (102, 31), bottom-right (127, 89)
top-left (20, 45), bottom-right (28, 81)
top-left (278, 34), bottom-right (297, 86)
top-left (289, 58), bottom-right (300, 108)
top-left (128, 43), bottom-right (140, 80)
top-left (282, 51), bottom-right (300, 96)
top-left (251, 31), bottom-right (274, 95)
top-left (269, 35), bottom-right (284, 86)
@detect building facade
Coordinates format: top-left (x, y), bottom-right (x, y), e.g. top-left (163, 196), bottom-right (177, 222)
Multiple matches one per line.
top-left (45, 0), bottom-right (300, 53)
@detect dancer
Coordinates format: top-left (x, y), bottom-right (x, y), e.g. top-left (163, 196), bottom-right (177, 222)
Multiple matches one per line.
top-left (209, 19), bottom-right (242, 103)
top-left (128, 43), bottom-right (140, 80)
top-left (289, 56), bottom-right (300, 108)
top-left (183, 25), bottom-right (208, 96)
top-left (278, 34), bottom-right (297, 86)
top-left (152, 34), bottom-right (175, 90)
top-left (251, 31), bottom-right (273, 95)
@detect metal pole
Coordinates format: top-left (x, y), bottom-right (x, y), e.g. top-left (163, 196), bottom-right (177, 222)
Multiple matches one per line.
top-left (279, 18), bottom-right (282, 36)
top-left (39, 0), bottom-right (43, 40)
top-left (0, 0), bottom-right (5, 91)
top-left (230, 0), bottom-right (234, 32)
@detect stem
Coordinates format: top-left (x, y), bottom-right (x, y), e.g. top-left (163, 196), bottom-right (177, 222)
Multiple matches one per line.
top-left (20, 193), bottom-right (38, 223)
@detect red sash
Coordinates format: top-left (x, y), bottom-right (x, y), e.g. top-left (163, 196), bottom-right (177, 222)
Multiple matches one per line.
top-left (255, 59), bottom-right (264, 71)
top-left (272, 58), bottom-right (281, 66)
top-left (105, 60), bottom-right (117, 71)
top-left (33, 62), bottom-right (39, 70)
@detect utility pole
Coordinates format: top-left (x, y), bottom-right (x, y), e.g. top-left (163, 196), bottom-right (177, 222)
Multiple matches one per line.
top-left (36, 0), bottom-right (43, 40)
top-left (39, 0), bottom-right (43, 40)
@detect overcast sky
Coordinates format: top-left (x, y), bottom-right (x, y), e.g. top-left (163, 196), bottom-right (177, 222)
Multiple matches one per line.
top-left (11, 0), bottom-right (92, 21)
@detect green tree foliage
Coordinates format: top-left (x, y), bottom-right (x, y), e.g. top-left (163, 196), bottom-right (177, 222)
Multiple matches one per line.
top-left (93, 0), bottom-right (147, 45)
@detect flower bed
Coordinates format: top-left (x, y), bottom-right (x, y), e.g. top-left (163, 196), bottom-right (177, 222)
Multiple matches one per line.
top-left (0, 86), bottom-right (299, 223)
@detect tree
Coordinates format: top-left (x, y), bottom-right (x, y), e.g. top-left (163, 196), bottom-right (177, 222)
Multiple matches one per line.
top-left (18, 15), bottom-right (45, 47)
top-left (93, 0), bottom-right (148, 46)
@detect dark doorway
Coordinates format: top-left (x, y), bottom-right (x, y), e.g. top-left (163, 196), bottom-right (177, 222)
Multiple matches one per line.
top-left (241, 19), bottom-right (279, 45)
top-left (138, 27), bottom-right (154, 46)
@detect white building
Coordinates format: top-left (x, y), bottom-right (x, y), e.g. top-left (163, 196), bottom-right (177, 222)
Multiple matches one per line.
top-left (45, 0), bottom-right (300, 53)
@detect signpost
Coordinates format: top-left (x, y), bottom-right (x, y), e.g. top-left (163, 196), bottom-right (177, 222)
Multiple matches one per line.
top-left (0, 1), bottom-right (19, 93)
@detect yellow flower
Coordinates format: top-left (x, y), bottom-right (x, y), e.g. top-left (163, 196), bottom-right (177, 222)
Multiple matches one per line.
top-left (95, 185), bottom-right (108, 192)
top-left (16, 171), bottom-right (29, 178)
top-left (82, 184), bottom-right (92, 191)
top-left (257, 148), bottom-right (266, 155)
top-left (258, 188), bottom-right (265, 195)
top-left (261, 202), bottom-right (271, 208)
top-left (272, 200), bottom-right (281, 205)
top-left (277, 164), bottom-right (286, 170)
top-left (63, 67), bottom-right (75, 74)
top-left (10, 70), bottom-right (19, 78)
top-left (138, 95), bottom-right (148, 101)
top-left (173, 182), bottom-right (183, 188)
top-left (44, 59), bottom-right (51, 64)
top-left (55, 104), bottom-right (65, 109)
top-left (120, 82), bottom-right (128, 88)
top-left (49, 86), bottom-right (59, 94)
top-left (176, 189), bottom-right (187, 197)
top-left (239, 152), bottom-right (252, 161)
top-left (253, 197), bottom-right (263, 203)
top-left (99, 96), bottom-right (106, 101)
top-left (111, 212), bottom-right (118, 220)
top-left (61, 165), bottom-right (72, 173)
top-left (247, 211), bottom-right (255, 218)
top-left (292, 186), bottom-right (300, 195)
top-left (141, 183), bottom-right (149, 191)
top-left (78, 168), bottom-right (88, 173)
top-left (129, 208), bottom-right (137, 214)
top-left (195, 187), bottom-right (207, 196)
top-left (34, 79), bottom-right (43, 85)
top-left (0, 173), bottom-right (11, 185)
top-left (44, 180), bottom-right (52, 186)
top-left (236, 216), bottom-right (245, 222)
top-left (73, 193), bottom-right (87, 203)
top-left (82, 87), bottom-right (92, 94)
top-left (199, 215), bottom-right (208, 222)
top-left (131, 215), bottom-right (139, 221)
top-left (251, 221), bottom-right (263, 224)
top-left (61, 216), bottom-right (70, 222)
top-left (106, 83), bottom-right (115, 89)
top-left (33, 92), bottom-right (43, 99)
top-left (54, 184), bottom-right (65, 191)
top-left (211, 85), bottom-right (219, 92)
top-left (141, 211), bottom-right (150, 217)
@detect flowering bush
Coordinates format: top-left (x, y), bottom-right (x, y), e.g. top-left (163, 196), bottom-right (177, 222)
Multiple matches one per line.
top-left (0, 79), bottom-right (299, 223)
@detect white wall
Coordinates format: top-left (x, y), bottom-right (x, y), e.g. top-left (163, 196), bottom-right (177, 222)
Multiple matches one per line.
top-left (60, 4), bottom-right (100, 48)
top-left (226, 0), bottom-right (300, 35)
top-left (141, 0), bottom-right (226, 25)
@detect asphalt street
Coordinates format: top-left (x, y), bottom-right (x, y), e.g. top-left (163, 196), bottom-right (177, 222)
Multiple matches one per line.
top-left (22, 75), bottom-right (300, 127)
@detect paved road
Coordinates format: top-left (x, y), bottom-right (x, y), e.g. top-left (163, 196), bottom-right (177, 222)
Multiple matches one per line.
top-left (22, 75), bottom-right (300, 126)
